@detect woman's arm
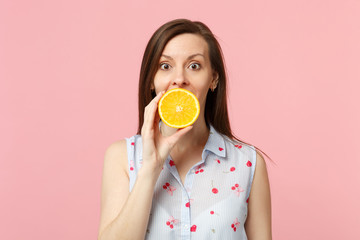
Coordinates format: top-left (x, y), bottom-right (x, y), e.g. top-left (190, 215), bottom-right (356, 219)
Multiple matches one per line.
top-left (98, 91), bottom-right (192, 240)
top-left (244, 150), bottom-right (272, 239)
top-left (97, 140), bottom-right (162, 240)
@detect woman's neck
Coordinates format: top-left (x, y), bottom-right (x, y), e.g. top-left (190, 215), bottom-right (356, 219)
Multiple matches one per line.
top-left (160, 117), bottom-right (210, 153)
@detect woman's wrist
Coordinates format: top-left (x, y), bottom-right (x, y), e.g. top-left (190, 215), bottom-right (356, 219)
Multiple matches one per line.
top-left (138, 161), bottom-right (163, 184)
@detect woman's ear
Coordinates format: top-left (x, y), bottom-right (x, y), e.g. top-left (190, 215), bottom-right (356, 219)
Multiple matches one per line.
top-left (210, 72), bottom-right (219, 92)
top-left (212, 71), bottom-right (219, 86)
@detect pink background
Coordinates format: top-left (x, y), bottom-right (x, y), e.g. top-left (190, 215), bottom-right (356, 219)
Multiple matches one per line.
top-left (1, 0), bottom-right (359, 239)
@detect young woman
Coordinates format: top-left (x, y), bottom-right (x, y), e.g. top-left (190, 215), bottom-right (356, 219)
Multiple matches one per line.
top-left (98, 19), bottom-right (272, 240)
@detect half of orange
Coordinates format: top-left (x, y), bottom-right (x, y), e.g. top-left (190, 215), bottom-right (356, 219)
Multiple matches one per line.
top-left (158, 88), bottom-right (200, 128)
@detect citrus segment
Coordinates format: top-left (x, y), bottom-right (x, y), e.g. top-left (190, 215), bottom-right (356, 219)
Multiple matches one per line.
top-left (158, 88), bottom-right (200, 128)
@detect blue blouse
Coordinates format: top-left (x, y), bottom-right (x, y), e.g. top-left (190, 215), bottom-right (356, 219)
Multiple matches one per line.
top-left (126, 125), bottom-right (257, 240)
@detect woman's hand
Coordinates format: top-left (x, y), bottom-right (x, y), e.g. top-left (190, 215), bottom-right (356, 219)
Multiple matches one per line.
top-left (141, 91), bottom-right (192, 172)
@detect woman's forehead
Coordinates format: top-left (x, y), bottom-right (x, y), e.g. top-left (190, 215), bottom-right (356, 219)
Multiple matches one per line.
top-left (161, 33), bottom-right (209, 59)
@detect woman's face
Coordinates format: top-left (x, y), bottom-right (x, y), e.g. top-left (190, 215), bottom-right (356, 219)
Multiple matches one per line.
top-left (153, 33), bottom-right (218, 113)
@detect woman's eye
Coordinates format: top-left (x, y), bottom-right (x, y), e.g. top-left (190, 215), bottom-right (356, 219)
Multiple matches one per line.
top-left (189, 63), bottom-right (201, 70)
top-left (160, 63), bottom-right (171, 70)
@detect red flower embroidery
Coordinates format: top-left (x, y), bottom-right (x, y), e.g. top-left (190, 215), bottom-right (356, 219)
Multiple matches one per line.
top-left (166, 216), bottom-right (179, 229)
top-left (234, 144), bottom-right (242, 149)
top-left (185, 198), bottom-right (193, 207)
top-left (231, 218), bottom-right (241, 232)
top-left (190, 225), bottom-right (197, 232)
top-left (231, 183), bottom-right (244, 197)
top-left (195, 165), bottom-right (204, 174)
top-left (246, 160), bottom-right (252, 167)
top-left (129, 160), bottom-right (134, 171)
top-left (162, 182), bottom-right (176, 196)
top-left (169, 160), bottom-right (175, 167)
top-left (211, 180), bottom-right (218, 194)
top-left (219, 147), bottom-right (224, 151)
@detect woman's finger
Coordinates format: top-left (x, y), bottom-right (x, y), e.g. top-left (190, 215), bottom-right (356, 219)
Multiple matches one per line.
top-left (153, 109), bottom-right (161, 133)
top-left (142, 91), bottom-right (165, 135)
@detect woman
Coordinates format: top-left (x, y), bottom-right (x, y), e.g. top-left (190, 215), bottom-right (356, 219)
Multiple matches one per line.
top-left (98, 19), bottom-right (272, 240)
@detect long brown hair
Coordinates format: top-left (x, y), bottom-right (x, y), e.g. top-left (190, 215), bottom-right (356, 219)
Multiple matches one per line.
top-left (137, 19), bottom-right (273, 162)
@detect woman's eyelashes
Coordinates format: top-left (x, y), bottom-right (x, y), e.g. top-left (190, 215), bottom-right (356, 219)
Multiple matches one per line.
top-left (189, 63), bottom-right (201, 70)
top-left (159, 62), bottom-right (201, 71)
top-left (159, 63), bottom-right (171, 70)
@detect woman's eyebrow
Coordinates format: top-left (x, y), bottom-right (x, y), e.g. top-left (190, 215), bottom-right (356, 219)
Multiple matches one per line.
top-left (161, 53), bottom-right (205, 60)
top-left (187, 53), bottom-right (205, 60)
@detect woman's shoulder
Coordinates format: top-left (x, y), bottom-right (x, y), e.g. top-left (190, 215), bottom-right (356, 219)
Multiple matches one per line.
top-left (105, 134), bottom-right (141, 157)
top-left (106, 139), bottom-right (127, 153)
top-left (103, 135), bottom-right (142, 172)
top-left (104, 139), bottom-right (128, 173)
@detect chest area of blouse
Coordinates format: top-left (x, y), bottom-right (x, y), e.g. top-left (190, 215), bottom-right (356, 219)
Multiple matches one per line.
top-left (169, 148), bottom-right (203, 185)
top-left (146, 153), bottom-right (252, 239)
top-left (155, 154), bottom-right (251, 210)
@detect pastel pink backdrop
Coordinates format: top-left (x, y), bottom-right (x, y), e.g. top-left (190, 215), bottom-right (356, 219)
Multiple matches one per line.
top-left (1, 0), bottom-right (359, 239)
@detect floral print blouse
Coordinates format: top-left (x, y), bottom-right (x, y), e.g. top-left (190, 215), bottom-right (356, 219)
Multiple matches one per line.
top-left (126, 125), bottom-right (257, 240)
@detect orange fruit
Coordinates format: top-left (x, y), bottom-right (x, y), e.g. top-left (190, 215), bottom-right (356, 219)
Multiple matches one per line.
top-left (158, 88), bottom-right (200, 128)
